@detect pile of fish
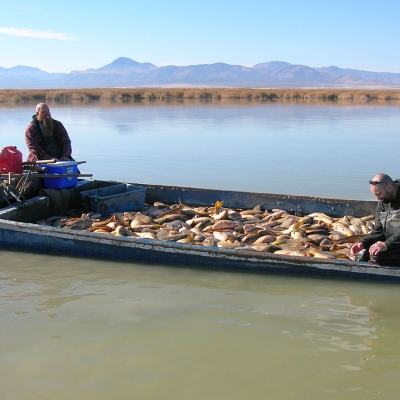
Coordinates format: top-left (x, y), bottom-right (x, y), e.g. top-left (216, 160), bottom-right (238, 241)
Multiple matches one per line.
top-left (36, 201), bottom-right (375, 261)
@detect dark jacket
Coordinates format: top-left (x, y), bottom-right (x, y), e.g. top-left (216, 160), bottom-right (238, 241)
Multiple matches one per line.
top-left (360, 180), bottom-right (400, 250)
top-left (25, 115), bottom-right (72, 162)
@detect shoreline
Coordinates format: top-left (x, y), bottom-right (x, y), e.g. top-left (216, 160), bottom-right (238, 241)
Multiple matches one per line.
top-left (1, 87), bottom-right (400, 105)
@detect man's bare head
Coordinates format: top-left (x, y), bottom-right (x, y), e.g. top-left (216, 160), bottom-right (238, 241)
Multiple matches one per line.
top-left (36, 103), bottom-right (51, 122)
top-left (36, 103), bottom-right (53, 135)
top-left (369, 173), bottom-right (397, 203)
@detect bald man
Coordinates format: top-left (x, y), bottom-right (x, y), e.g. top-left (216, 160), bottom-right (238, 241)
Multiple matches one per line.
top-left (25, 103), bottom-right (74, 162)
top-left (351, 173), bottom-right (400, 266)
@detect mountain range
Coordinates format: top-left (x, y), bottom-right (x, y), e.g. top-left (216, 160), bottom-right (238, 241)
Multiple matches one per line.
top-left (1, 57), bottom-right (399, 89)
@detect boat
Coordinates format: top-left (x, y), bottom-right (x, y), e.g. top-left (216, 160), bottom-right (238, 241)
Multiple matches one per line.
top-left (1, 178), bottom-right (399, 282)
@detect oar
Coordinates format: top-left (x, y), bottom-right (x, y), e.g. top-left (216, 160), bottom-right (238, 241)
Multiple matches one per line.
top-left (34, 173), bottom-right (93, 178)
top-left (1, 173), bottom-right (93, 178)
top-left (22, 160), bottom-right (87, 165)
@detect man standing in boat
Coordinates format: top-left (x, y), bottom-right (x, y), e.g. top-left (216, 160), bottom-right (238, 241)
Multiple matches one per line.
top-left (25, 103), bottom-right (74, 162)
top-left (351, 173), bottom-right (400, 266)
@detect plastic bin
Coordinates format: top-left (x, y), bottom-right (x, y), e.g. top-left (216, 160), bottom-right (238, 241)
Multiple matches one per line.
top-left (80, 184), bottom-right (146, 215)
top-left (39, 161), bottom-right (78, 189)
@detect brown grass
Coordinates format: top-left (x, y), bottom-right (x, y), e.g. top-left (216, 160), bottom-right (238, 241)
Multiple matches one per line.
top-left (1, 87), bottom-right (400, 105)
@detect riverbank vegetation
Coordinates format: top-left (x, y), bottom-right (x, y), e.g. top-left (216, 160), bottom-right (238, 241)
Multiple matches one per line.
top-left (1, 87), bottom-right (400, 105)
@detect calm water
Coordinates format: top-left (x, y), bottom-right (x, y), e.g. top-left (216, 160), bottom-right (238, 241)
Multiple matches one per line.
top-left (1, 102), bottom-right (400, 399)
top-left (3, 102), bottom-right (400, 200)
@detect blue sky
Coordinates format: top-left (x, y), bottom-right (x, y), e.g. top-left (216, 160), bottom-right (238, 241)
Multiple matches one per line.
top-left (1, 0), bottom-right (399, 73)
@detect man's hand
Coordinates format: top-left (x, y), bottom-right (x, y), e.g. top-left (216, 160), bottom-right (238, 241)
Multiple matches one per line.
top-left (350, 242), bottom-right (364, 256)
top-left (60, 156), bottom-right (70, 161)
top-left (369, 241), bottom-right (387, 256)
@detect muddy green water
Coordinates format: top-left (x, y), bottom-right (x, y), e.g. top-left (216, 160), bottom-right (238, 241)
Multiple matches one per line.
top-left (1, 250), bottom-right (400, 399)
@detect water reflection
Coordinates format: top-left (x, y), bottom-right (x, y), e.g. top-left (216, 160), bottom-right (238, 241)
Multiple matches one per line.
top-left (2, 103), bottom-right (400, 199)
top-left (1, 250), bottom-right (400, 398)
top-left (348, 293), bottom-right (400, 375)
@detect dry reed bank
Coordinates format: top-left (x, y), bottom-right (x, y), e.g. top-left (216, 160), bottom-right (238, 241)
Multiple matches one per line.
top-left (1, 87), bottom-right (400, 105)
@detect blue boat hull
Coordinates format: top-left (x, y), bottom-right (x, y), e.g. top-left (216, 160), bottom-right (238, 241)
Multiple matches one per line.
top-left (1, 180), bottom-right (399, 282)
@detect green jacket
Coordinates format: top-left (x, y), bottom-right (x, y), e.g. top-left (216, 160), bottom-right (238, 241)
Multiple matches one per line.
top-left (361, 180), bottom-right (400, 250)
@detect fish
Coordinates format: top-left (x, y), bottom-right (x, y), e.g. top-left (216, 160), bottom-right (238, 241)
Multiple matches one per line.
top-left (253, 235), bottom-right (276, 244)
top-left (64, 217), bottom-right (92, 230)
top-left (217, 240), bottom-right (241, 249)
top-left (202, 238), bottom-right (218, 247)
top-left (213, 231), bottom-right (236, 241)
top-left (190, 227), bottom-right (204, 236)
top-left (350, 217), bottom-right (365, 226)
top-left (291, 229), bottom-right (308, 239)
top-left (187, 216), bottom-right (213, 226)
top-left (156, 228), bottom-right (170, 239)
top-left (178, 227), bottom-right (192, 235)
top-left (87, 226), bottom-right (113, 232)
top-left (37, 195), bottom-right (376, 262)
top-left (247, 244), bottom-right (281, 253)
top-left (130, 220), bottom-right (160, 231)
top-left (227, 210), bottom-right (242, 220)
top-left (308, 212), bottom-right (334, 225)
top-left (165, 220), bottom-right (187, 230)
top-left (176, 233), bottom-right (197, 244)
top-left (279, 215), bottom-right (301, 228)
top-left (155, 204), bottom-right (183, 219)
top-left (211, 209), bottom-right (229, 221)
top-left (107, 221), bottom-right (120, 230)
top-left (115, 215), bottom-right (131, 227)
top-left (305, 225), bottom-right (330, 235)
top-left (361, 215), bottom-right (375, 222)
top-left (137, 231), bottom-right (156, 240)
top-left (280, 221), bottom-right (304, 235)
top-left (132, 212), bottom-right (155, 225)
top-left (114, 226), bottom-right (128, 236)
top-left (332, 248), bottom-right (353, 260)
top-left (307, 234), bottom-right (329, 245)
top-left (92, 215), bottom-right (116, 227)
top-left (212, 220), bottom-right (241, 231)
top-left (92, 229), bottom-right (112, 234)
top-left (154, 214), bottom-right (187, 224)
top-left (271, 238), bottom-right (310, 246)
top-left (330, 222), bottom-right (353, 237)
top-left (243, 224), bottom-right (258, 234)
top-left (262, 210), bottom-right (286, 221)
top-left (148, 205), bottom-right (172, 218)
top-left (274, 249), bottom-right (306, 257)
top-left (336, 234), bottom-right (366, 244)
top-left (158, 233), bottom-right (188, 242)
top-left (305, 247), bottom-right (335, 259)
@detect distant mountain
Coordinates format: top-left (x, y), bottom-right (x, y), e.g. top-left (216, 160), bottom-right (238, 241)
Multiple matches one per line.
top-left (252, 61), bottom-right (293, 72)
top-left (0, 57), bottom-right (399, 89)
top-left (97, 57), bottom-right (156, 73)
top-left (0, 65), bottom-right (65, 88)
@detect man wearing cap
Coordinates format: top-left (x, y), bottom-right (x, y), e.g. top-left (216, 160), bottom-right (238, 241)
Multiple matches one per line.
top-left (25, 103), bottom-right (74, 162)
top-left (351, 173), bottom-right (400, 265)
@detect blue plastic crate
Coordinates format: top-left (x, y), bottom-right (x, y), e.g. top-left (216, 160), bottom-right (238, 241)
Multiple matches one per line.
top-left (80, 183), bottom-right (145, 215)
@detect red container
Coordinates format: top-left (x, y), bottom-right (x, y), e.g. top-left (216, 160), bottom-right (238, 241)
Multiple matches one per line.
top-left (0, 146), bottom-right (23, 174)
